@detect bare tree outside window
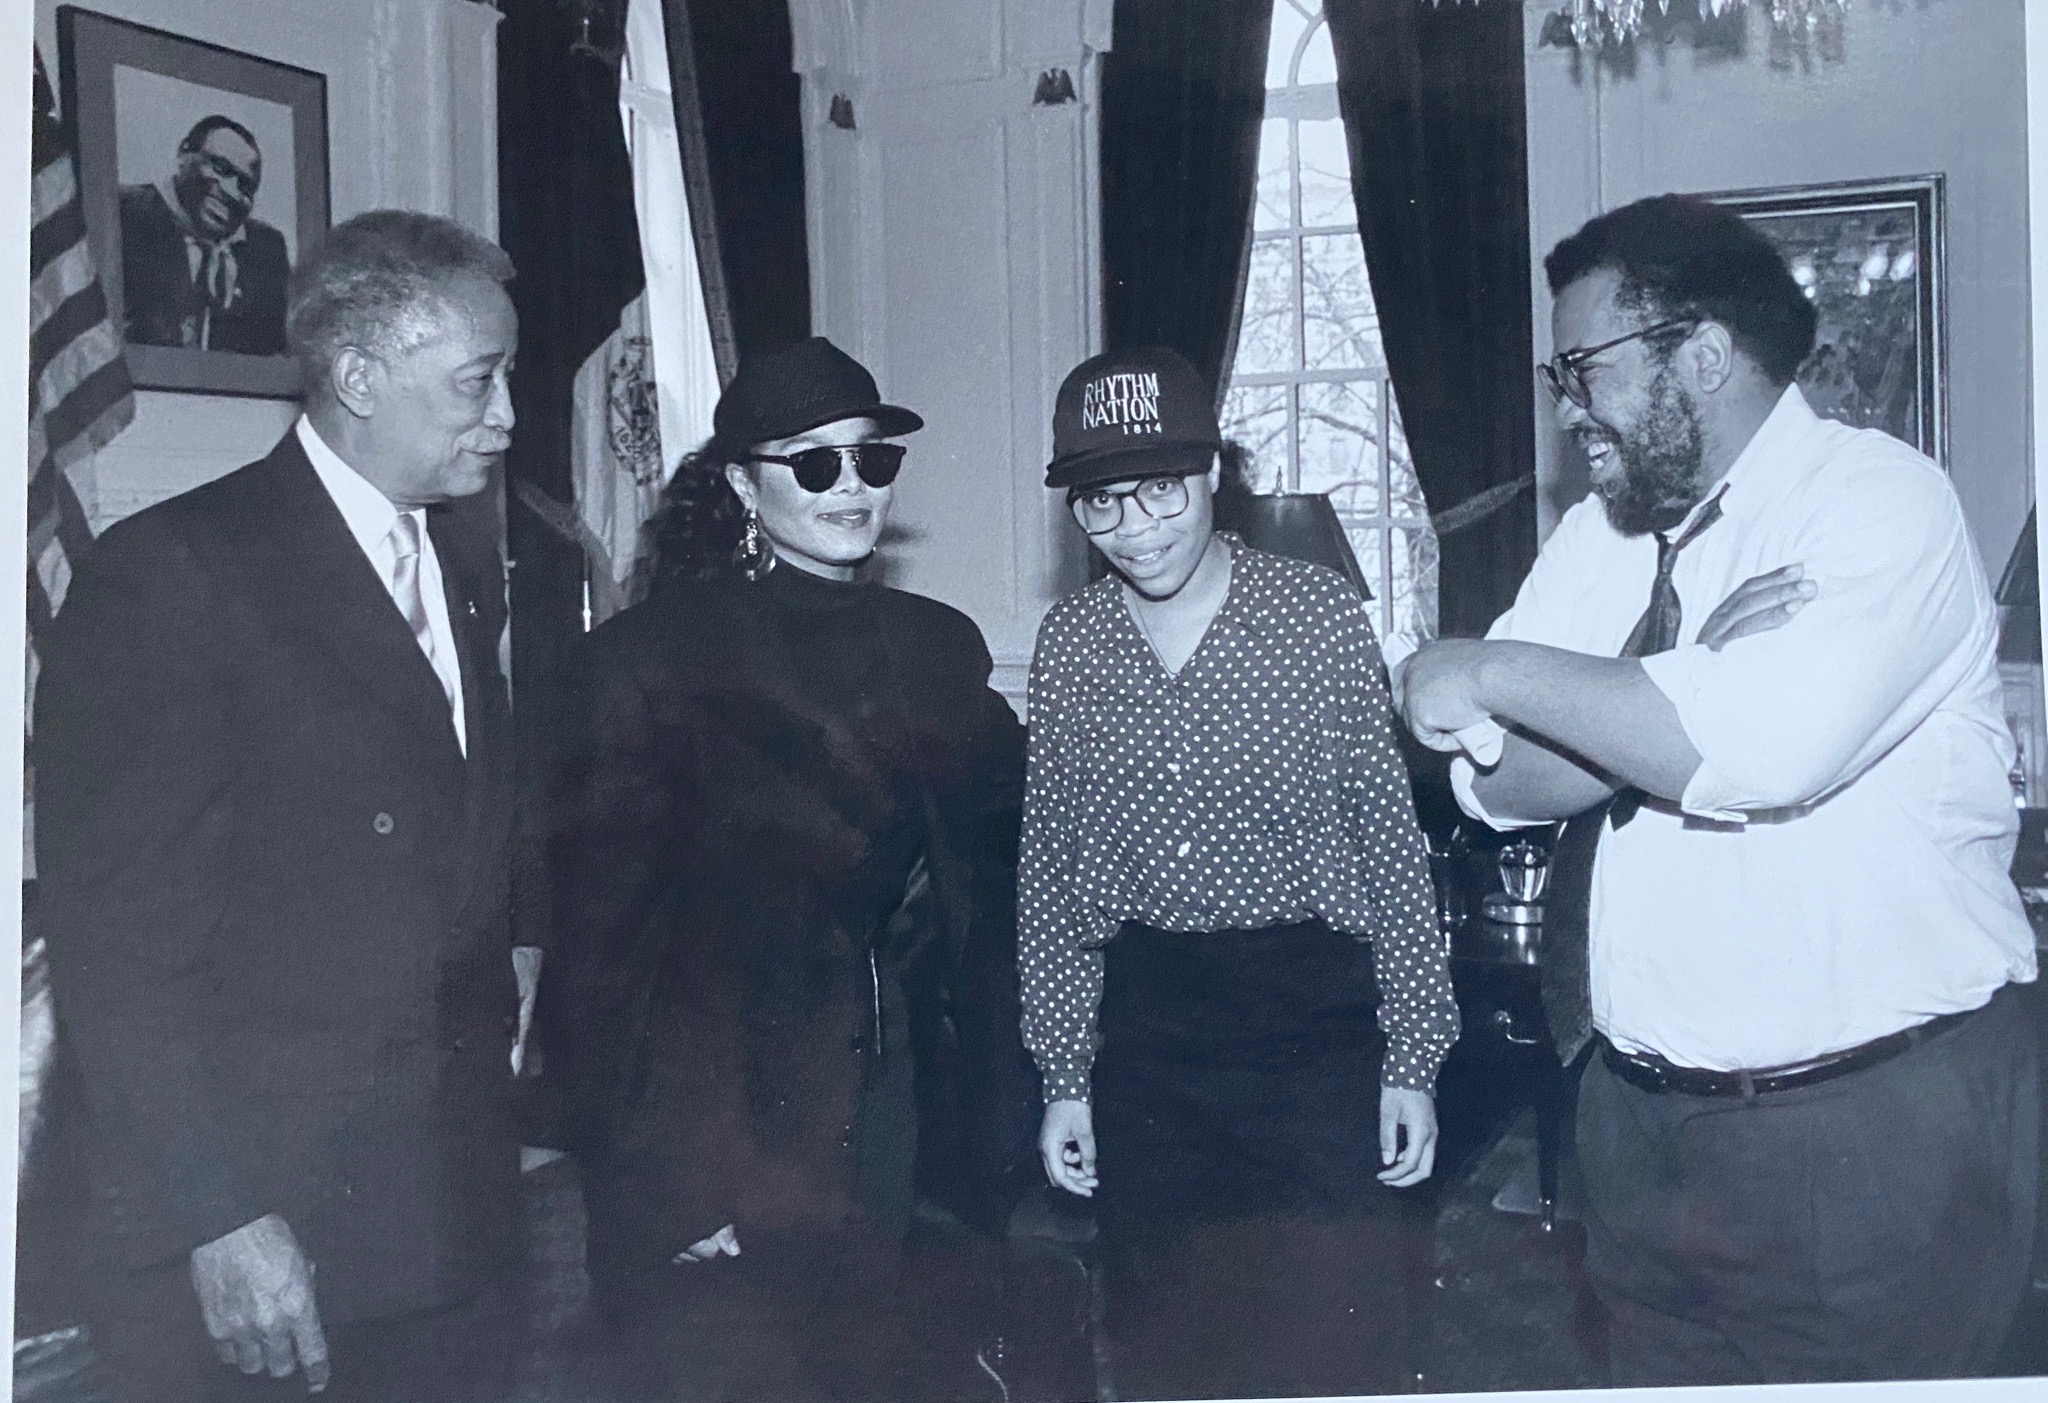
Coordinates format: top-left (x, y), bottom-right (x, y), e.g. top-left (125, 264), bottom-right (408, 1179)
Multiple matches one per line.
top-left (1222, 0), bottom-right (1439, 655)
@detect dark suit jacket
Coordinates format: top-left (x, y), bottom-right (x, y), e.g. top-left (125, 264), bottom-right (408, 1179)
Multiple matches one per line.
top-left (34, 431), bottom-right (523, 1324)
top-left (118, 184), bottom-right (289, 356)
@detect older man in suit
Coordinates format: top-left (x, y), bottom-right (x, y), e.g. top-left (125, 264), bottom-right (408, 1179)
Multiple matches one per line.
top-left (36, 210), bottom-right (533, 1401)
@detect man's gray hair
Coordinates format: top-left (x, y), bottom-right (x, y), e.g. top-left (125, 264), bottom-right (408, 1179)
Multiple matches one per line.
top-left (286, 210), bottom-right (514, 395)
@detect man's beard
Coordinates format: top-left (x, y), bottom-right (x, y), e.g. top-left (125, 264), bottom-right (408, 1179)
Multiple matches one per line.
top-left (1580, 359), bottom-right (1707, 537)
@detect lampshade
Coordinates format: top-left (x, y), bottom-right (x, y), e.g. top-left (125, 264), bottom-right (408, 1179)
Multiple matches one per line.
top-left (1213, 490), bottom-right (1373, 602)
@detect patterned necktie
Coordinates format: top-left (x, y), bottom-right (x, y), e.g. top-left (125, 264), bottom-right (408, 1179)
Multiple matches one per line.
top-left (388, 513), bottom-right (457, 717)
top-left (1539, 487), bottom-right (1726, 1064)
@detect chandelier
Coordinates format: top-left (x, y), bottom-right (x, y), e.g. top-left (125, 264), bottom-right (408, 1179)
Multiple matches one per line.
top-left (1534, 0), bottom-right (1849, 50)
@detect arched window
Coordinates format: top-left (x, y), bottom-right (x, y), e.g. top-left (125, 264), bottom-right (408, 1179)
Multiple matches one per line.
top-left (1221, 0), bottom-right (1438, 654)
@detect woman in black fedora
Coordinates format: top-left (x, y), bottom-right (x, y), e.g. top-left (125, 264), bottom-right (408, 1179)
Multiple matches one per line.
top-left (531, 337), bottom-right (1030, 1399)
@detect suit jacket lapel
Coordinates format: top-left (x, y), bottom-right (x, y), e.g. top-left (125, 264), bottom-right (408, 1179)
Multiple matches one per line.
top-left (239, 433), bottom-right (467, 786)
top-left (429, 507), bottom-right (514, 922)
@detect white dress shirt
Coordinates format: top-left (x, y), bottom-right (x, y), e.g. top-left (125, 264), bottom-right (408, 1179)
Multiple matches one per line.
top-left (1455, 386), bottom-right (2035, 1069)
top-left (296, 417), bottom-right (467, 756)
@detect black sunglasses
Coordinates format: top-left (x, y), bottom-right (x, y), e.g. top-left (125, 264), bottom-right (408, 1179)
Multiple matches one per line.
top-left (745, 442), bottom-right (906, 493)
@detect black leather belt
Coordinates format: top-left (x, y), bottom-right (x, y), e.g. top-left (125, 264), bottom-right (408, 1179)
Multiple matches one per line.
top-left (1599, 1005), bottom-right (1980, 1098)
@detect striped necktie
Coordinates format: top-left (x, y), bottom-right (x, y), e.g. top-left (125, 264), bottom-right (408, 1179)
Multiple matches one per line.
top-left (388, 513), bottom-right (457, 717)
top-left (1539, 486), bottom-right (1726, 1064)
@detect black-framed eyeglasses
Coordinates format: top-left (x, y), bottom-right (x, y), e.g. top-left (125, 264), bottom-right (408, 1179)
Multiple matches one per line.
top-left (1539, 318), bottom-right (1695, 409)
top-left (745, 442), bottom-right (906, 493)
top-left (1067, 475), bottom-right (1192, 535)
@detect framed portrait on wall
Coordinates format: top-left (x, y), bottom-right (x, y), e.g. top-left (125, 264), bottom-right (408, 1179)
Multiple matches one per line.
top-left (57, 6), bottom-right (330, 399)
top-left (1703, 175), bottom-right (1947, 465)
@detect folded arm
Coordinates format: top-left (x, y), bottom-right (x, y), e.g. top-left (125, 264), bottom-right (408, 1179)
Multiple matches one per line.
top-left (1638, 481), bottom-right (1983, 816)
top-left (1418, 466), bottom-right (1979, 822)
top-left (1409, 641), bottom-right (1704, 802)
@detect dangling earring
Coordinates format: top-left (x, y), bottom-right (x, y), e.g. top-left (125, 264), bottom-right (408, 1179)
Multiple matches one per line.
top-left (733, 507), bottom-right (777, 581)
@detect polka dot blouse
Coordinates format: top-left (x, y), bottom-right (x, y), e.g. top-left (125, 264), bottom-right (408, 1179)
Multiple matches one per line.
top-left (1017, 540), bottom-right (1459, 1104)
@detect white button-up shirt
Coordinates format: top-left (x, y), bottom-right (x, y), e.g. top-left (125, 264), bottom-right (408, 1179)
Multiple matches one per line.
top-left (296, 417), bottom-right (467, 756)
top-left (1454, 386), bottom-right (2035, 1069)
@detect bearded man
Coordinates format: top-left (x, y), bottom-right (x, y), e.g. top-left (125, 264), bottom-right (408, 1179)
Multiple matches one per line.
top-left (1397, 194), bottom-right (2039, 1386)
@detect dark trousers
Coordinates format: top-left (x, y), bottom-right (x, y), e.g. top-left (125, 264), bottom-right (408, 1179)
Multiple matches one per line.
top-left (1093, 919), bottom-right (1413, 1401)
top-left (582, 1226), bottom-right (909, 1403)
top-left (1578, 979), bottom-right (2042, 1387)
top-left (85, 1256), bottom-right (518, 1403)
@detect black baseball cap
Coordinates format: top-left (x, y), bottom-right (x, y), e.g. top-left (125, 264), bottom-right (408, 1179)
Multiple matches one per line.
top-left (1045, 345), bottom-right (1222, 490)
top-left (712, 336), bottom-right (923, 451)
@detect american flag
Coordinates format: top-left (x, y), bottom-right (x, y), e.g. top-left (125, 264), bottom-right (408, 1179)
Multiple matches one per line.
top-left (24, 48), bottom-right (133, 1166)
top-left (28, 47), bottom-right (132, 654)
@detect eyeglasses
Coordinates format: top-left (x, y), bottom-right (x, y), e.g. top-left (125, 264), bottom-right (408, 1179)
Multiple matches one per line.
top-left (1539, 318), bottom-right (1694, 409)
top-left (746, 442), bottom-right (906, 493)
top-left (1068, 475), bottom-right (1192, 535)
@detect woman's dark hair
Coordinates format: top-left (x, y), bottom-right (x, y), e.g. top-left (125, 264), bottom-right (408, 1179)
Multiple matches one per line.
top-left (1544, 193), bottom-right (1817, 386)
top-left (643, 439), bottom-right (749, 584)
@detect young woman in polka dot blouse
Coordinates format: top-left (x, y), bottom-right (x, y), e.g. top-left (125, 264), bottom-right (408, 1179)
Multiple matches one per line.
top-left (1020, 346), bottom-right (1459, 1398)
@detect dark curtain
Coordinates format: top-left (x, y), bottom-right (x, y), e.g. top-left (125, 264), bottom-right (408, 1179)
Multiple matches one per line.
top-left (1327, 0), bottom-right (1538, 638)
top-left (675, 0), bottom-right (811, 364)
top-left (498, 0), bottom-right (811, 724)
top-left (1100, 0), bottom-right (1274, 392)
top-left (499, 0), bottom-right (642, 720)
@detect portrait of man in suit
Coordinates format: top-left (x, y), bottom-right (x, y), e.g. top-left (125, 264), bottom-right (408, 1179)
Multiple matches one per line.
top-left (34, 209), bottom-right (535, 1402)
top-left (118, 113), bottom-right (291, 355)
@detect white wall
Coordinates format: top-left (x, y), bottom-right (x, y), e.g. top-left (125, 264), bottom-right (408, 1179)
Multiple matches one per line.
top-left (34, 0), bottom-right (501, 529)
top-left (2032, 0), bottom-right (2048, 674)
top-left (791, 0), bottom-right (1113, 705)
top-left (1524, 0), bottom-right (2032, 579)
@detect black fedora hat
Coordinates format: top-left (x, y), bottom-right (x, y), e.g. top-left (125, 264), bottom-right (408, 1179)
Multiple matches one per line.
top-left (712, 336), bottom-right (923, 450)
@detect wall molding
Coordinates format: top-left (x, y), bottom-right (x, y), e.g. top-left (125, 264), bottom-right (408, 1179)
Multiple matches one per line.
top-left (794, 0), bottom-right (1109, 689)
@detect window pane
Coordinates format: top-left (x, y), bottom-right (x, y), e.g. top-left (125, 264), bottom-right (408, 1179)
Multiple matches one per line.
top-left (1268, 0), bottom-right (1315, 89)
top-left (1388, 524), bottom-right (1441, 654)
top-left (1298, 118), bottom-right (1353, 228)
top-left (1295, 18), bottom-right (1337, 86)
top-left (1234, 239), bottom-right (1299, 376)
top-left (1302, 232), bottom-right (1378, 371)
top-left (1299, 379), bottom-right (1382, 507)
top-left (1220, 384), bottom-right (1290, 493)
top-left (1254, 119), bottom-right (1289, 232)
top-left (1342, 523), bottom-right (1387, 632)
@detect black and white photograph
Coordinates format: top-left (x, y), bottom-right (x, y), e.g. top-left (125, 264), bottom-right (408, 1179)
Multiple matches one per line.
top-left (55, 5), bottom-right (328, 397)
top-left (10, 1), bottom-right (2048, 1402)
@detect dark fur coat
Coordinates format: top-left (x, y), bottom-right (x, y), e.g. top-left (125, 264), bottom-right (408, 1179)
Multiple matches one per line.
top-left (527, 564), bottom-right (1029, 1277)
